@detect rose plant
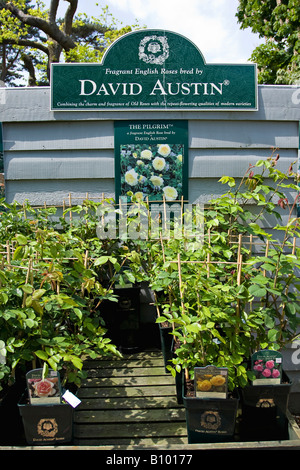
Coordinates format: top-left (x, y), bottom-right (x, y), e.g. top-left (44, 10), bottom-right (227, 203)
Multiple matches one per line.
top-left (1, 153), bottom-right (299, 398)
top-left (155, 154), bottom-right (300, 391)
top-left (0, 199), bottom-right (126, 391)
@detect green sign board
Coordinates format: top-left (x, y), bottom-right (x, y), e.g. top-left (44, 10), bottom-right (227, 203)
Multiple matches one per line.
top-left (51, 29), bottom-right (258, 111)
top-left (114, 120), bottom-right (188, 202)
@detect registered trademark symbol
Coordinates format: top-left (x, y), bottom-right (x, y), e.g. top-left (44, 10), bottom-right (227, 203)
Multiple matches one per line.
top-left (223, 80), bottom-right (230, 86)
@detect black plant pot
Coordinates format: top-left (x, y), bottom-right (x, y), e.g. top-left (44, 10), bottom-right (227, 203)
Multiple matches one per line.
top-left (0, 383), bottom-right (26, 445)
top-left (239, 371), bottom-right (292, 441)
top-left (18, 395), bottom-right (74, 446)
top-left (101, 286), bottom-right (141, 353)
top-left (158, 322), bottom-right (173, 373)
top-left (175, 370), bottom-right (183, 405)
top-left (182, 377), bottom-right (239, 443)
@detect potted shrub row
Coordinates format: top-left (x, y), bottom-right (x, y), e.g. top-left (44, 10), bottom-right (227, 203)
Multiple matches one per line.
top-left (153, 155), bottom-right (300, 443)
top-left (0, 199), bottom-right (137, 444)
top-left (0, 153), bottom-right (299, 445)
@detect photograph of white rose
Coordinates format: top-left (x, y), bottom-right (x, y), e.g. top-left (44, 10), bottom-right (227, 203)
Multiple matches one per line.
top-left (120, 142), bottom-right (184, 201)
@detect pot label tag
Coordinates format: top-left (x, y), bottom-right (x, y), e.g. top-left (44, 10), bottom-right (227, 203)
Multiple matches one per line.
top-left (62, 389), bottom-right (81, 408)
top-left (194, 365), bottom-right (228, 399)
top-left (251, 350), bottom-right (282, 385)
top-left (26, 368), bottom-right (61, 405)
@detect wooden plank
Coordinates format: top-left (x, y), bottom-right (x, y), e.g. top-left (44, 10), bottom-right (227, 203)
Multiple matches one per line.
top-left (77, 385), bottom-right (177, 398)
top-left (72, 436), bottom-right (189, 446)
top-left (189, 150), bottom-right (296, 178)
top-left (74, 408), bottom-right (186, 423)
top-left (81, 376), bottom-right (175, 387)
top-left (87, 350), bottom-right (164, 361)
top-left (6, 152), bottom-right (114, 180)
top-left (73, 436), bottom-right (188, 450)
top-left (189, 120), bottom-right (298, 149)
top-left (73, 349), bottom-right (188, 446)
top-left (73, 422), bottom-right (187, 439)
top-left (5, 179), bottom-right (114, 206)
top-left (76, 396), bottom-right (182, 410)
top-left (84, 355), bottom-right (165, 370)
top-left (2, 86), bottom-right (300, 124)
top-left (86, 367), bottom-right (168, 377)
top-left (4, 121), bottom-right (114, 151)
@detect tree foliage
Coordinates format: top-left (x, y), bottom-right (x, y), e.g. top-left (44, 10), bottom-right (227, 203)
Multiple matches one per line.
top-left (0, 0), bottom-right (141, 86)
top-left (236, 0), bottom-right (300, 84)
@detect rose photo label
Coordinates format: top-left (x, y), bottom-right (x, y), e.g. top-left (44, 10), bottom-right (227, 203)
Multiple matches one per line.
top-left (194, 365), bottom-right (228, 399)
top-left (251, 350), bottom-right (283, 385)
top-left (26, 368), bottom-right (62, 405)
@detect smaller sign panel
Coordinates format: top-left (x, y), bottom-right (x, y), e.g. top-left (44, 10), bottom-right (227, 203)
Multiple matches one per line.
top-left (26, 369), bottom-right (62, 404)
top-left (251, 350), bottom-right (282, 385)
top-left (114, 120), bottom-right (188, 203)
top-left (194, 365), bottom-right (228, 399)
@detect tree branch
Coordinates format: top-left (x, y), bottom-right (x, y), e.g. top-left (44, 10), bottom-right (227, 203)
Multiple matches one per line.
top-left (21, 53), bottom-right (37, 86)
top-left (64, 0), bottom-right (78, 36)
top-left (1, 1), bottom-right (76, 51)
top-left (1, 38), bottom-right (49, 56)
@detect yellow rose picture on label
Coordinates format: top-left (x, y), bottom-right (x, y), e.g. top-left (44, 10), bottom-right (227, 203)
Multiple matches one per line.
top-left (195, 366), bottom-right (228, 399)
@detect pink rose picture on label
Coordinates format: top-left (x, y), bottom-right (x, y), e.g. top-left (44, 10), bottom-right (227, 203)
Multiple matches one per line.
top-left (26, 369), bottom-right (62, 404)
top-left (251, 350), bottom-right (282, 385)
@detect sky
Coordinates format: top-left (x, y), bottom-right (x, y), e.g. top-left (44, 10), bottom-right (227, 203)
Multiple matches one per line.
top-left (48, 0), bottom-right (264, 64)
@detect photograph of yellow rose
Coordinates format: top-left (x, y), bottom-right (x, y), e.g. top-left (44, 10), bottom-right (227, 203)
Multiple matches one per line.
top-left (195, 366), bottom-right (228, 399)
top-left (120, 142), bottom-right (184, 202)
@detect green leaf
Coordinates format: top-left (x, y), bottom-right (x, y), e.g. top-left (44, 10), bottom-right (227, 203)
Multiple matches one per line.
top-left (15, 234), bottom-right (28, 245)
top-left (94, 256), bottom-right (109, 265)
top-left (186, 324), bottom-right (200, 334)
top-left (267, 329), bottom-right (279, 342)
top-left (24, 318), bottom-right (36, 328)
top-left (42, 362), bottom-right (49, 380)
top-left (31, 300), bottom-right (44, 315)
top-left (260, 263), bottom-right (276, 271)
top-left (32, 289), bottom-right (46, 300)
top-left (124, 271), bottom-right (135, 283)
top-left (21, 284), bottom-right (33, 294)
top-left (286, 303), bottom-right (296, 315)
top-left (35, 350), bottom-right (49, 361)
top-left (0, 293), bottom-right (8, 305)
top-left (264, 314), bottom-right (275, 329)
top-left (156, 316), bottom-right (169, 323)
top-left (70, 355), bottom-right (83, 370)
top-left (12, 246), bottom-right (25, 260)
top-left (249, 284), bottom-right (267, 297)
top-left (47, 358), bottom-right (58, 370)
